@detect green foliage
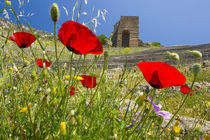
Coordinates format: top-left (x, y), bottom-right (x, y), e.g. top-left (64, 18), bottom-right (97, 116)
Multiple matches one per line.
top-left (97, 34), bottom-right (108, 46)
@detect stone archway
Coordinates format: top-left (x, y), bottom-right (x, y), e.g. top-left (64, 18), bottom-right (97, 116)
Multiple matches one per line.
top-left (122, 30), bottom-right (130, 47)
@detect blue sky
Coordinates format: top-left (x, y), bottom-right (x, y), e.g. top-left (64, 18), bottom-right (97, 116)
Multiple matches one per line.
top-left (1, 0), bottom-right (210, 46)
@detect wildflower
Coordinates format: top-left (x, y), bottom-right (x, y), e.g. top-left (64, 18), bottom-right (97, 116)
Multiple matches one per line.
top-left (53, 88), bottom-right (56, 93)
top-left (20, 108), bottom-right (27, 113)
top-left (28, 103), bottom-right (31, 109)
top-left (173, 126), bottom-right (181, 134)
top-left (65, 75), bottom-right (70, 79)
top-left (35, 58), bottom-right (51, 68)
top-left (151, 123), bottom-right (155, 127)
top-left (148, 97), bottom-right (173, 119)
top-left (180, 85), bottom-right (194, 94)
top-left (114, 134), bottom-right (117, 139)
top-left (58, 21), bottom-right (103, 55)
top-left (60, 122), bottom-right (66, 135)
top-left (137, 62), bottom-right (186, 89)
top-left (175, 120), bottom-right (180, 125)
top-left (71, 110), bottom-right (75, 116)
top-left (80, 75), bottom-right (97, 88)
top-left (196, 86), bottom-right (201, 89)
top-left (46, 88), bottom-right (51, 94)
top-left (9, 32), bottom-right (36, 48)
top-left (5, 1), bottom-right (11, 6)
top-left (147, 130), bottom-right (153, 135)
top-left (204, 134), bottom-right (210, 140)
top-left (74, 76), bottom-right (84, 80)
top-left (25, 86), bottom-right (29, 91)
top-left (167, 128), bottom-right (170, 133)
top-left (43, 79), bottom-right (47, 84)
top-left (197, 124), bottom-right (201, 129)
top-left (126, 124), bottom-right (133, 129)
top-left (69, 87), bottom-right (78, 95)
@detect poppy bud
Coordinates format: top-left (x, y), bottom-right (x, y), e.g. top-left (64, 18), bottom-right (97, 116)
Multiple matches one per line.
top-left (169, 53), bottom-right (179, 61)
top-left (104, 51), bottom-right (109, 58)
top-left (192, 64), bottom-right (201, 76)
top-left (189, 50), bottom-right (202, 58)
top-left (50, 3), bottom-right (60, 22)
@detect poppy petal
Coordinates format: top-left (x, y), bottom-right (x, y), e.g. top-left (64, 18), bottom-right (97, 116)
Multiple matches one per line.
top-left (137, 62), bottom-right (186, 89)
top-left (9, 32), bottom-right (36, 48)
top-left (58, 21), bottom-right (103, 55)
top-left (80, 75), bottom-right (97, 88)
top-left (35, 58), bottom-right (51, 68)
top-left (70, 87), bottom-right (78, 95)
top-left (180, 85), bottom-right (190, 94)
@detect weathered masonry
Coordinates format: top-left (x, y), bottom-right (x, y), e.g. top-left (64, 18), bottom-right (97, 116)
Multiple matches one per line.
top-left (111, 16), bottom-right (139, 47)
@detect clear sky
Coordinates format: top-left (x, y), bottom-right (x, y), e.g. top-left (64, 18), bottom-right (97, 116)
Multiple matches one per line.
top-left (1, 0), bottom-right (210, 46)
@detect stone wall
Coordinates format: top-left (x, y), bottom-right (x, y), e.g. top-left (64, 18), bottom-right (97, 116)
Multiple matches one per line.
top-left (112, 16), bottom-right (139, 47)
top-left (65, 44), bottom-right (210, 70)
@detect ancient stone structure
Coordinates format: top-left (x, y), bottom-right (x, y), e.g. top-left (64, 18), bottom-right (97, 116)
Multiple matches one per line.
top-left (112, 16), bottom-right (139, 47)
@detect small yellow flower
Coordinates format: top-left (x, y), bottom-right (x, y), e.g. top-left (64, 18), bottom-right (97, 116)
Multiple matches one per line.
top-left (25, 86), bottom-right (29, 91)
top-left (121, 114), bottom-right (125, 118)
top-left (175, 120), bottom-right (180, 125)
top-left (7, 40), bottom-right (10, 44)
top-left (173, 126), bottom-right (181, 134)
top-left (5, 1), bottom-right (11, 6)
top-left (35, 42), bottom-right (39, 45)
top-left (151, 123), bottom-right (154, 127)
top-left (24, 60), bottom-right (30, 65)
top-left (53, 88), bottom-right (56, 93)
top-left (18, 106), bottom-right (20, 109)
top-left (74, 76), bottom-right (84, 80)
top-left (197, 124), bottom-right (201, 129)
top-left (204, 134), bottom-right (210, 140)
top-left (140, 95), bottom-right (146, 101)
top-left (10, 68), bottom-right (14, 72)
top-left (167, 128), bottom-right (170, 133)
top-left (28, 103), bottom-right (31, 109)
top-left (207, 101), bottom-right (210, 106)
top-left (20, 107), bottom-right (27, 113)
top-left (65, 75), bottom-right (70, 79)
top-left (60, 122), bottom-right (66, 135)
top-left (147, 130), bottom-right (153, 135)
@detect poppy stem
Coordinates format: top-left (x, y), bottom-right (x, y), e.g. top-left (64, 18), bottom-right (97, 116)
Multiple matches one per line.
top-left (53, 21), bottom-right (61, 89)
top-left (177, 50), bottom-right (190, 69)
top-left (157, 76), bottom-right (196, 139)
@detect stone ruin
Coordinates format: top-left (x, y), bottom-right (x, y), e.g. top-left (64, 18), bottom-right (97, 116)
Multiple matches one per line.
top-left (111, 16), bottom-right (140, 47)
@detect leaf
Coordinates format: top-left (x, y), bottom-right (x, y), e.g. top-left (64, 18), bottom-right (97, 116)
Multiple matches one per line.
top-left (97, 9), bottom-right (100, 17)
top-left (72, 1), bottom-right (78, 21)
top-left (63, 6), bottom-right (69, 17)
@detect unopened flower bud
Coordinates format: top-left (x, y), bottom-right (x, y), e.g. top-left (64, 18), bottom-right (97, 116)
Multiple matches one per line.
top-left (50, 3), bottom-right (60, 22)
top-left (190, 50), bottom-right (202, 58)
top-left (192, 64), bottom-right (201, 76)
top-left (104, 51), bottom-right (109, 58)
top-left (170, 53), bottom-right (179, 61)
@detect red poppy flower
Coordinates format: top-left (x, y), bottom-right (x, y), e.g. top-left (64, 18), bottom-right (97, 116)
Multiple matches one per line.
top-left (180, 85), bottom-right (194, 94)
top-left (9, 32), bottom-right (36, 48)
top-left (58, 21), bottom-right (103, 55)
top-left (137, 62), bottom-right (186, 89)
top-left (70, 87), bottom-right (78, 95)
top-left (35, 58), bottom-right (51, 68)
top-left (80, 75), bottom-right (97, 88)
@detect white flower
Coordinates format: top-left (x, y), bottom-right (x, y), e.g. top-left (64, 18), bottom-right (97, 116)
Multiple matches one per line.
top-left (46, 88), bottom-right (51, 94)
top-left (71, 110), bottom-right (75, 116)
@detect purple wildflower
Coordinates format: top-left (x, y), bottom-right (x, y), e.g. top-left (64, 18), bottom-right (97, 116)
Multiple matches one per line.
top-left (126, 124), bottom-right (133, 129)
top-left (43, 79), bottom-right (47, 84)
top-left (13, 77), bottom-right (17, 82)
top-left (148, 97), bottom-right (173, 119)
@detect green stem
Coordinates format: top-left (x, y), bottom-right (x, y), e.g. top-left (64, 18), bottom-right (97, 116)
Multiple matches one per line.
top-left (157, 76), bottom-right (196, 139)
top-left (53, 22), bottom-right (61, 89)
top-left (0, 5), bottom-right (7, 14)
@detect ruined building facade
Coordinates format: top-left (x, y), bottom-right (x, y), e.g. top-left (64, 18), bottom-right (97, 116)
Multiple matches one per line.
top-left (111, 16), bottom-right (139, 47)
